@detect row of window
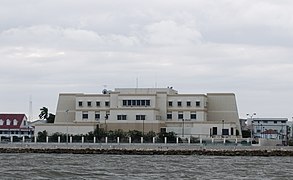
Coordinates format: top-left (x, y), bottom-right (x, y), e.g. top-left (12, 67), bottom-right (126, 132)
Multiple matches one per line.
top-left (78, 101), bottom-right (110, 107)
top-left (122, 100), bottom-right (151, 107)
top-left (82, 112), bottom-right (196, 120)
top-left (82, 113), bottom-right (146, 121)
top-left (78, 100), bottom-right (201, 108)
top-left (168, 101), bottom-right (200, 107)
top-left (0, 131), bottom-right (32, 134)
top-left (0, 119), bottom-right (18, 126)
top-left (167, 113), bottom-right (197, 120)
top-left (253, 121), bottom-right (287, 124)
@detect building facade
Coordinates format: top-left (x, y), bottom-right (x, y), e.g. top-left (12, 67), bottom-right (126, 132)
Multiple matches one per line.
top-left (252, 118), bottom-right (288, 140)
top-left (0, 114), bottom-right (34, 139)
top-left (35, 88), bottom-right (242, 138)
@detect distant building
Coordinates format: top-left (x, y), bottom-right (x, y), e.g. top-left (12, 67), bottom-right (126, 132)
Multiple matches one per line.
top-left (252, 118), bottom-right (288, 140)
top-left (35, 88), bottom-right (242, 138)
top-left (0, 114), bottom-right (34, 138)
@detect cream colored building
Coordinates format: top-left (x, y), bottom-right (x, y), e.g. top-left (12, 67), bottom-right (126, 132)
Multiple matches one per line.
top-left (35, 88), bottom-right (242, 137)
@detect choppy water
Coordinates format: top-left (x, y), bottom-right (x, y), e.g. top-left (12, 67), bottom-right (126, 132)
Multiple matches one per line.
top-left (0, 154), bottom-right (292, 179)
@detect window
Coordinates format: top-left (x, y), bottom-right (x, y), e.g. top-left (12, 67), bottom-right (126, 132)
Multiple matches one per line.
top-left (263, 121), bottom-right (268, 123)
top-left (87, 101), bottom-right (92, 107)
top-left (117, 115), bottom-right (127, 120)
top-left (167, 113), bottom-right (172, 119)
top-left (187, 101), bottom-right (191, 107)
top-left (136, 100), bottom-right (141, 106)
top-left (132, 100), bottom-right (136, 106)
top-left (0, 119), bottom-right (3, 126)
top-left (78, 101), bottom-right (83, 107)
top-left (168, 101), bottom-right (173, 107)
top-left (96, 101), bottom-right (100, 107)
top-left (95, 112), bottom-right (100, 120)
top-left (146, 100), bottom-right (150, 106)
top-left (82, 112), bottom-right (88, 119)
top-left (105, 101), bottom-right (110, 107)
top-left (191, 113), bottom-right (197, 119)
top-left (122, 100), bottom-right (127, 106)
top-left (6, 119), bottom-right (11, 126)
top-left (177, 101), bottom-right (182, 107)
top-left (136, 115), bottom-right (146, 120)
top-left (13, 119), bottom-right (18, 126)
top-left (196, 101), bottom-right (200, 107)
top-left (178, 113), bottom-right (183, 119)
top-left (274, 121), bottom-right (278, 124)
top-left (281, 121), bottom-right (286, 123)
top-left (141, 100), bottom-right (146, 106)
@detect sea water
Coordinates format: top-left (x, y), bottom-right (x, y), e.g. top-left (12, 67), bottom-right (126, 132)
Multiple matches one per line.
top-left (0, 154), bottom-right (292, 179)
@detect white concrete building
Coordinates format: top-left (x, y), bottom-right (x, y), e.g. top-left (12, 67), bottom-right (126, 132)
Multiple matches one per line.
top-left (35, 88), bottom-right (242, 138)
top-left (252, 118), bottom-right (288, 140)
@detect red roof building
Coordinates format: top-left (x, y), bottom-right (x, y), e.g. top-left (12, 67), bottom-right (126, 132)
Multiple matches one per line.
top-left (0, 114), bottom-right (34, 138)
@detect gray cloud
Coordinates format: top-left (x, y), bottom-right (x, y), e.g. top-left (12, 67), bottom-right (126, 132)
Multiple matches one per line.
top-left (0, 0), bottom-right (293, 120)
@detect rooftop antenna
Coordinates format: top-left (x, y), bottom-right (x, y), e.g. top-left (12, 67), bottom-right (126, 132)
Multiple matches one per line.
top-left (29, 95), bottom-right (33, 122)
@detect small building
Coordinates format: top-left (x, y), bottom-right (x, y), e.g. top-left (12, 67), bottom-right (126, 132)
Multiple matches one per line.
top-left (252, 118), bottom-right (288, 141)
top-left (35, 88), bottom-right (242, 138)
top-left (0, 114), bottom-right (34, 139)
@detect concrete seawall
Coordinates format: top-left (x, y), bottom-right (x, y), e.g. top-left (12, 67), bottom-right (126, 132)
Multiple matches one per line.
top-left (1, 143), bottom-right (293, 156)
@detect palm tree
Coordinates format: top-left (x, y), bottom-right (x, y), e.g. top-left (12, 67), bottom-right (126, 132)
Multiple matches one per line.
top-left (39, 107), bottom-right (55, 123)
top-left (39, 107), bottom-right (48, 120)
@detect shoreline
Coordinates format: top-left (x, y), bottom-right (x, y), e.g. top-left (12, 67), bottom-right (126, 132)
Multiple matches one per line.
top-left (1, 143), bottom-right (293, 156)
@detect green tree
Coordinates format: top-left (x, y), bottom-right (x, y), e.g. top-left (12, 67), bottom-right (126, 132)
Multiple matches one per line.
top-left (39, 107), bottom-right (55, 123)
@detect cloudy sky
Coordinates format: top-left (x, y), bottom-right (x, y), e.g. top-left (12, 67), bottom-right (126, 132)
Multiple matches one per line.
top-left (1, 0), bottom-right (293, 120)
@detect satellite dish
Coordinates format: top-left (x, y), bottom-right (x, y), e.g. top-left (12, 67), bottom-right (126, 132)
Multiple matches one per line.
top-left (102, 89), bottom-right (107, 94)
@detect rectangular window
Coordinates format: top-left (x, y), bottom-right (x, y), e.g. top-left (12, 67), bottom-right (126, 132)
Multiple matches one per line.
top-left (168, 101), bottom-right (173, 107)
top-left (177, 101), bottom-right (182, 107)
top-left (281, 121), bottom-right (286, 123)
top-left (167, 113), bottom-right (172, 119)
top-left (187, 101), bottom-right (191, 107)
top-left (95, 113), bottom-right (100, 120)
top-left (96, 101), bottom-right (100, 107)
top-left (122, 100), bottom-right (127, 106)
top-left (136, 115), bottom-right (146, 120)
top-left (127, 100), bottom-right (132, 106)
top-left (196, 101), bottom-right (200, 107)
top-left (141, 100), bottom-right (146, 106)
top-left (117, 115), bottom-right (126, 120)
top-left (146, 100), bottom-right (150, 106)
top-left (82, 112), bottom-right (88, 119)
top-left (263, 121), bottom-right (268, 123)
top-left (105, 101), bottom-right (110, 107)
top-left (178, 113), bottom-right (183, 119)
top-left (78, 101), bottom-right (83, 107)
top-left (191, 113), bottom-right (197, 119)
top-left (132, 100), bottom-right (136, 106)
top-left (274, 121), bottom-right (278, 124)
top-left (136, 100), bottom-right (140, 106)
top-left (87, 101), bottom-right (92, 107)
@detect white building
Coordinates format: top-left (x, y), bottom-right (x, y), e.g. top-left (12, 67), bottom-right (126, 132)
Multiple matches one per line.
top-left (252, 118), bottom-right (288, 140)
top-left (35, 88), bottom-right (242, 138)
top-left (0, 114), bottom-right (34, 139)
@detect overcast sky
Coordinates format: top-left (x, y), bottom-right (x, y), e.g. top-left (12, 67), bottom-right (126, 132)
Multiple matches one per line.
top-left (1, 0), bottom-right (293, 120)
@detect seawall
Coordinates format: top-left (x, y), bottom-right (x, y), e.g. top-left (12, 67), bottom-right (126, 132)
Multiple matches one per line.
top-left (1, 143), bottom-right (293, 156)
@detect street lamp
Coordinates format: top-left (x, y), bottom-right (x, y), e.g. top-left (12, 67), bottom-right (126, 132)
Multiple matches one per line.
top-left (222, 120), bottom-right (224, 138)
top-left (66, 110), bottom-right (69, 144)
top-left (105, 114), bottom-right (108, 132)
top-left (142, 118), bottom-right (145, 136)
top-left (247, 113), bottom-right (256, 138)
top-left (182, 119), bottom-right (185, 137)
